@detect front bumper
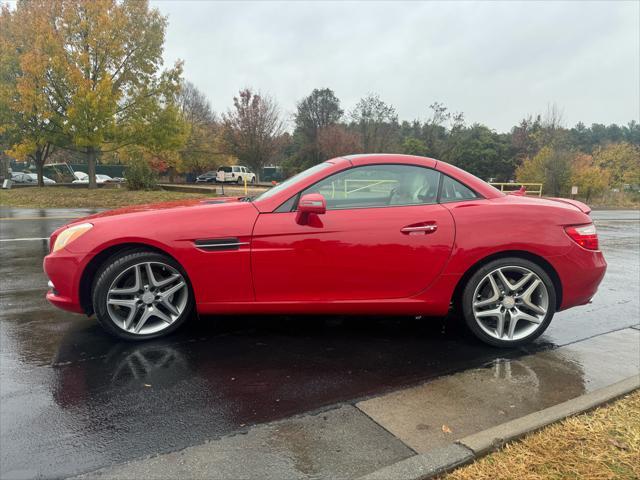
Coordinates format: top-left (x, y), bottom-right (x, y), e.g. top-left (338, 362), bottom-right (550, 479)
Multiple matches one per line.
top-left (43, 249), bottom-right (87, 314)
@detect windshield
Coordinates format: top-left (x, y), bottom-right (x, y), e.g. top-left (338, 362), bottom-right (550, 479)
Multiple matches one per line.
top-left (253, 162), bottom-right (333, 202)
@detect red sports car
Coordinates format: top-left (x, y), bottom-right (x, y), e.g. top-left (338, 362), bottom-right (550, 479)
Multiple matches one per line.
top-left (44, 154), bottom-right (606, 347)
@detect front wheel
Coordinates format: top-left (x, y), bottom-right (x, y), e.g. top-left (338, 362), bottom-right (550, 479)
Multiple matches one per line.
top-left (92, 249), bottom-right (194, 341)
top-left (461, 257), bottom-right (556, 348)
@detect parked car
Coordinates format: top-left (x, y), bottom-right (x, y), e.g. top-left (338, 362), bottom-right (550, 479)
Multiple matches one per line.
top-left (216, 165), bottom-right (256, 184)
top-left (195, 171), bottom-right (217, 183)
top-left (73, 171), bottom-right (88, 182)
top-left (44, 154), bottom-right (606, 346)
top-left (11, 172), bottom-right (56, 184)
top-left (72, 173), bottom-right (117, 184)
top-left (261, 165), bottom-right (285, 183)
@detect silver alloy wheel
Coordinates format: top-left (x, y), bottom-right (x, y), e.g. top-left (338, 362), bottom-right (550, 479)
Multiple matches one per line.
top-left (472, 266), bottom-right (549, 342)
top-left (106, 261), bottom-right (189, 335)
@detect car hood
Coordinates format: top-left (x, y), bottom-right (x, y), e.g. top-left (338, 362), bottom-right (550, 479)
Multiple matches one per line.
top-left (69, 196), bottom-right (245, 224)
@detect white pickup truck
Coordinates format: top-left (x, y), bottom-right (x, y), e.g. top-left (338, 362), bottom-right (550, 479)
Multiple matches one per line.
top-left (216, 166), bottom-right (256, 184)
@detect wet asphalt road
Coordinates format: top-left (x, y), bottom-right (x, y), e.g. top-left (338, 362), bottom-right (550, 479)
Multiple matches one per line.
top-left (0, 208), bottom-right (639, 479)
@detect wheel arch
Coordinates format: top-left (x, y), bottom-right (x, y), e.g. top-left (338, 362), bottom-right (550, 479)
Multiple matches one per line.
top-left (451, 250), bottom-right (563, 311)
top-left (78, 242), bottom-right (185, 315)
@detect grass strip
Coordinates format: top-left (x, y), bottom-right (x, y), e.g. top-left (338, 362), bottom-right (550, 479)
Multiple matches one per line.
top-left (443, 390), bottom-right (639, 480)
top-left (0, 187), bottom-right (212, 209)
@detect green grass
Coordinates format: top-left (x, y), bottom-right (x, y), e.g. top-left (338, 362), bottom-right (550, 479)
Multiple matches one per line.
top-left (0, 187), bottom-right (213, 209)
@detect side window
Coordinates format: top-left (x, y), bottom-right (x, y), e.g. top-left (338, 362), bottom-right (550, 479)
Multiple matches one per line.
top-left (300, 164), bottom-right (441, 210)
top-left (440, 175), bottom-right (477, 202)
top-left (232, 166), bottom-right (240, 173)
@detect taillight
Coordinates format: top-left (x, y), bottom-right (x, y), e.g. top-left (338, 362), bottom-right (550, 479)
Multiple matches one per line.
top-left (565, 224), bottom-right (599, 250)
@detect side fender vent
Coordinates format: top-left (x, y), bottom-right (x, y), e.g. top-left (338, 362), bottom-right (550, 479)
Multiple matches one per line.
top-left (194, 238), bottom-right (248, 251)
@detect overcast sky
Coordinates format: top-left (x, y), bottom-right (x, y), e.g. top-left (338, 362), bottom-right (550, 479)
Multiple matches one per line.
top-left (159, 1), bottom-right (638, 131)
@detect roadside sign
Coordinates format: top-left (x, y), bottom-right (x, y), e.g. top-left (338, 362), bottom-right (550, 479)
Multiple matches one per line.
top-left (571, 186), bottom-right (578, 195)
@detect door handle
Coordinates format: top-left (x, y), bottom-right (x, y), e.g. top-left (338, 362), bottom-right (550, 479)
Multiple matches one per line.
top-left (401, 223), bottom-right (438, 234)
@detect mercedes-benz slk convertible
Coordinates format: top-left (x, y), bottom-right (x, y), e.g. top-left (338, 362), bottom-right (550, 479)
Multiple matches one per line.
top-left (44, 154), bottom-right (606, 347)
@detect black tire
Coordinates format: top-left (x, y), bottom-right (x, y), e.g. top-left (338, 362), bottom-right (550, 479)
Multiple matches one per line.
top-left (92, 249), bottom-right (194, 341)
top-left (461, 257), bottom-right (556, 348)
top-left (250, 177), bottom-right (256, 184)
top-left (236, 177), bottom-right (243, 184)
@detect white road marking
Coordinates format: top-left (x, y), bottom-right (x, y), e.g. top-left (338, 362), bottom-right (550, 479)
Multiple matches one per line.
top-left (0, 237), bottom-right (48, 242)
top-left (0, 216), bottom-right (81, 221)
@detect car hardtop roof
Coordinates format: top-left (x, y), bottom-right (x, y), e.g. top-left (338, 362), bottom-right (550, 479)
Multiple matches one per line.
top-left (342, 153), bottom-right (438, 169)
top-left (341, 154), bottom-right (501, 199)
top-left (253, 154), bottom-right (501, 212)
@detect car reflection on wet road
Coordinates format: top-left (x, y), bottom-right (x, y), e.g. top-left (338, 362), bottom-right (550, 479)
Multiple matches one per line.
top-left (0, 208), bottom-right (638, 478)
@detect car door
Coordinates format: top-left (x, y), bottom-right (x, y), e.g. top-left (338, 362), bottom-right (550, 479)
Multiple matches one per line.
top-left (251, 164), bottom-right (455, 302)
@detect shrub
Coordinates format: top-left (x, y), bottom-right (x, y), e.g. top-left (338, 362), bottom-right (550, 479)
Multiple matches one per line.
top-left (125, 158), bottom-right (158, 190)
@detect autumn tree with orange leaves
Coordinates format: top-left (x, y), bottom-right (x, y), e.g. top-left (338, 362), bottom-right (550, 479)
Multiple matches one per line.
top-left (1, 0), bottom-right (185, 188)
top-left (0, 1), bottom-right (61, 186)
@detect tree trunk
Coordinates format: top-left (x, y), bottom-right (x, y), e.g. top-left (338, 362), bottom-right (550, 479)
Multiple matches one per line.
top-left (87, 147), bottom-right (97, 189)
top-left (35, 149), bottom-right (44, 187)
top-left (0, 152), bottom-right (10, 181)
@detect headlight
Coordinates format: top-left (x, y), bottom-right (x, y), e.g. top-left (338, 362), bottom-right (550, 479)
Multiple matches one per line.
top-left (52, 223), bottom-right (93, 252)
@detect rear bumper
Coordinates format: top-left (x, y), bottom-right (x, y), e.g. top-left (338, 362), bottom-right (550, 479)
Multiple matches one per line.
top-left (43, 250), bottom-right (87, 314)
top-left (555, 243), bottom-right (607, 310)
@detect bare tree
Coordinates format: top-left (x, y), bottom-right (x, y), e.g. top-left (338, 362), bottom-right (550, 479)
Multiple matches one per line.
top-left (178, 81), bottom-right (216, 126)
top-left (542, 102), bottom-right (565, 131)
top-left (177, 81), bottom-right (221, 175)
top-left (350, 93), bottom-right (398, 152)
top-left (537, 102), bottom-right (567, 148)
top-left (294, 88), bottom-right (343, 163)
top-left (317, 124), bottom-right (362, 159)
top-left (222, 88), bottom-right (284, 180)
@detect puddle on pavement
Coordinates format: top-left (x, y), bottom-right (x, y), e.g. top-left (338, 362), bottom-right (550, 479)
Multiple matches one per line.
top-left (356, 327), bottom-right (640, 453)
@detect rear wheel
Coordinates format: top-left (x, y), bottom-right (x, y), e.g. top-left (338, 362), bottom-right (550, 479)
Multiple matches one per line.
top-left (236, 177), bottom-right (243, 184)
top-left (92, 250), bottom-right (194, 341)
top-left (462, 257), bottom-right (556, 347)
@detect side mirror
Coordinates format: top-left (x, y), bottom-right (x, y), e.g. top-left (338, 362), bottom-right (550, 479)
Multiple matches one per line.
top-left (296, 193), bottom-right (326, 225)
top-left (298, 193), bottom-right (326, 215)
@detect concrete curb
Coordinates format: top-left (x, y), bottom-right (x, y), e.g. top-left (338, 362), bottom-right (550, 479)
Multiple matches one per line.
top-left (357, 444), bottom-right (473, 480)
top-left (458, 375), bottom-right (639, 456)
top-left (357, 375), bottom-right (639, 480)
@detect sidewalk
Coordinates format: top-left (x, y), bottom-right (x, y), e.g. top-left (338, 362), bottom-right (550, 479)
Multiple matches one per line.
top-left (77, 327), bottom-right (640, 479)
